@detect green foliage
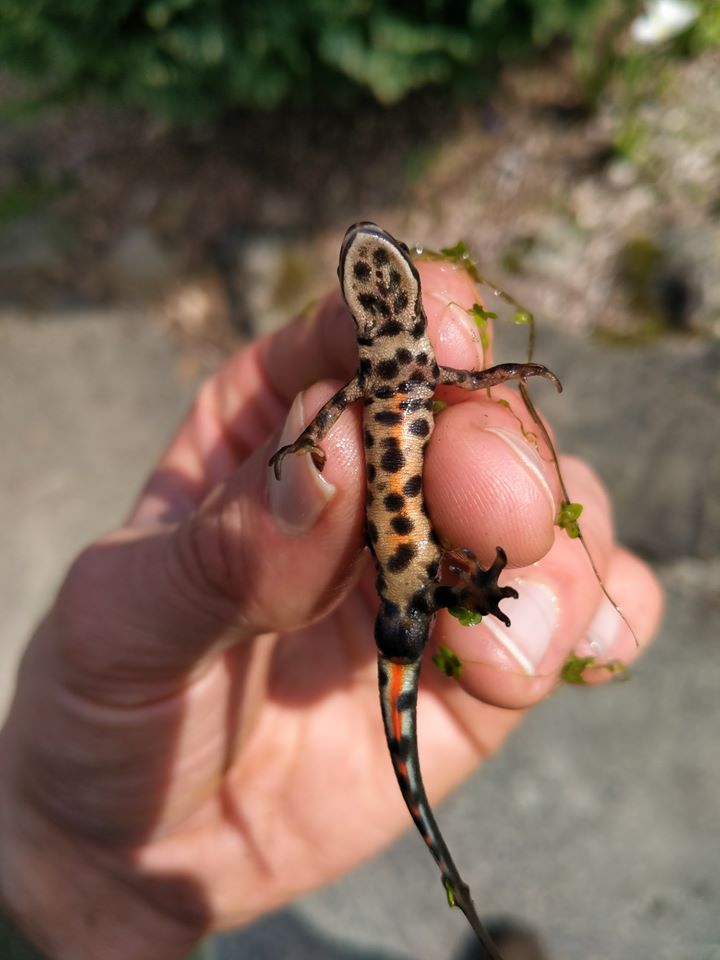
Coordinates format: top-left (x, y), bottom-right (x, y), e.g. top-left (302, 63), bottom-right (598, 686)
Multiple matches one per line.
top-left (513, 308), bottom-right (532, 326)
top-left (560, 652), bottom-right (596, 684)
top-left (443, 877), bottom-right (457, 907)
top-left (560, 652), bottom-right (627, 684)
top-left (448, 606), bottom-right (482, 627)
top-left (556, 500), bottom-right (583, 539)
top-left (432, 643), bottom-right (464, 677)
top-left (469, 302), bottom-right (496, 349)
top-left (691, 0), bottom-right (720, 51)
top-left (0, 0), bottom-right (609, 119)
top-left (436, 240), bottom-right (481, 282)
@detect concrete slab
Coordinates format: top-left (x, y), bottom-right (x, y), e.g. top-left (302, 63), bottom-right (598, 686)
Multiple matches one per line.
top-left (0, 307), bottom-right (199, 716)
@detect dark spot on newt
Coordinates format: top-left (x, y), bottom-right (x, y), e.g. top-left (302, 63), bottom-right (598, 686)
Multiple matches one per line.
top-left (387, 543), bottom-right (416, 572)
top-left (378, 320), bottom-right (403, 337)
top-left (374, 409), bottom-right (402, 425)
top-left (353, 260), bottom-right (371, 281)
top-left (383, 599), bottom-right (401, 619)
top-left (377, 358), bottom-right (400, 380)
top-left (381, 446), bottom-right (406, 473)
top-left (394, 291), bottom-right (409, 312)
top-left (396, 689), bottom-right (415, 712)
top-left (391, 515), bottom-right (414, 535)
top-left (359, 292), bottom-right (390, 318)
top-left (316, 409), bottom-right (332, 428)
top-left (374, 384), bottom-right (396, 399)
top-left (411, 318), bottom-right (425, 338)
top-left (395, 347), bottom-right (413, 365)
top-left (384, 492), bottom-right (405, 512)
top-left (403, 474), bottom-right (422, 497)
top-left (399, 397), bottom-right (427, 413)
top-left (409, 588), bottom-right (432, 615)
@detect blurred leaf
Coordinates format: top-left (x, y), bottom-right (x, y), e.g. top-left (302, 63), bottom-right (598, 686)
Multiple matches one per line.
top-left (0, 0), bottom-right (620, 119)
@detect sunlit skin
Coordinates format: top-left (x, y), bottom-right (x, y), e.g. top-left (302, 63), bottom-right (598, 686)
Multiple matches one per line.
top-left (0, 258), bottom-right (662, 960)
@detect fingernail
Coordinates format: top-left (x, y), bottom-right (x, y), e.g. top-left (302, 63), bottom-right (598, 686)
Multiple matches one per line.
top-left (484, 426), bottom-right (556, 522)
top-left (431, 293), bottom-right (487, 364)
top-left (585, 598), bottom-right (622, 657)
top-left (483, 579), bottom-right (559, 676)
top-left (269, 393), bottom-right (335, 535)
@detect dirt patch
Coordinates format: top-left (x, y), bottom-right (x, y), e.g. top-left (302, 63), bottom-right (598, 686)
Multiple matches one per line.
top-left (1, 47), bottom-right (718, 349)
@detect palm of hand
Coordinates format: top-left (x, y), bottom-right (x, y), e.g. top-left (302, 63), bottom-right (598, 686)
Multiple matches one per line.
top-left (93, 570), bottom-right (516, 930)
top-left (0, 265), bottom-right (660, 960)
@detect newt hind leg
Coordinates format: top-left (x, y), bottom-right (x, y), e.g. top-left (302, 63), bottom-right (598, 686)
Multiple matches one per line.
top-left (434, 546), bottom-right (518, 627)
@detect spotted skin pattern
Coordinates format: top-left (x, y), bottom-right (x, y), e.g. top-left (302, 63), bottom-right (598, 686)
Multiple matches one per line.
top-left (270, 223), bottom-right (561, 958)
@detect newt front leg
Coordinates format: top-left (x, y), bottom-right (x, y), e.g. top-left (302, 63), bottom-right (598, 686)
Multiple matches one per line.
top-left (438, 361), bottom-right (561, 393)
top-left (269, 376), bottom-right (363, 479)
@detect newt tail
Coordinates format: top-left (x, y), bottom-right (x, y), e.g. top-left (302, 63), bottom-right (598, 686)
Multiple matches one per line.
top-left (378, 656), bottom-right (503, 960)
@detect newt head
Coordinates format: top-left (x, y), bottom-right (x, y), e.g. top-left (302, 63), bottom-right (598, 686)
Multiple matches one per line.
top-left (338, 221), bottom-right (422, 341)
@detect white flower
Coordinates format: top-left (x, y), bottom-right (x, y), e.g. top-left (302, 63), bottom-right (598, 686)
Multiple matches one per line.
top-left (630, 0), bottom-right (699, 45)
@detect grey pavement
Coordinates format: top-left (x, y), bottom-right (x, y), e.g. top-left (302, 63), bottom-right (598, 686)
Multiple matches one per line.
top-left (0, 307), bottom-right (200, 706)
top-left (1, 306), bottom-right (718, 959)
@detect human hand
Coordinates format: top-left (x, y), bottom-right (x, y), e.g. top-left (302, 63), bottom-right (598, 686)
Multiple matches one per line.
top-left (0, 258), bottom-right (662, 960)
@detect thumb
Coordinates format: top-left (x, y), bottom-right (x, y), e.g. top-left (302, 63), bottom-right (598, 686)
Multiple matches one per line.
top-left (179, 377), bottom-right (367, 636)
top-left (53, 380), bottom-right (366, 704)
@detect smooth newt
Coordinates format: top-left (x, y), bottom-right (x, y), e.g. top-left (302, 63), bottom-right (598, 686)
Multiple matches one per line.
top-left (270, 222), bottom-right (561, 957)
